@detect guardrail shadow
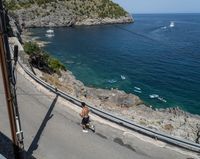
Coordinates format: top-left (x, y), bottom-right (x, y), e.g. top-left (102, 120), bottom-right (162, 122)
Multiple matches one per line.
top-left (27, 94), bottom-right (58, 157)
top-left (0, 132), bottom-right (37, 159)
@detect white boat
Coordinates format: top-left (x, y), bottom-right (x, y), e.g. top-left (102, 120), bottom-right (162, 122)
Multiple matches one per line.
top-left (46, 29), bottom-right (54, 33)
top-left (149, 94), bottom-right (159, 99)
top-left (120, 75), bottom-right (126, 80)
top-left (45, 34), bottom-right (54, 38)
top-left (169, 21), bottom-right (175, 28)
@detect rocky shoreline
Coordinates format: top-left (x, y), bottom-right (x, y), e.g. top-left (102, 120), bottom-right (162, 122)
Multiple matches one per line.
top-left (8, 1), bottom-right (133, 28)
top-left (74, 16), bottom-right (133, 26)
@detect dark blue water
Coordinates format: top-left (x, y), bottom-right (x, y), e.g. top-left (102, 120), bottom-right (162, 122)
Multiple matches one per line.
top-left (31, 14), bottom-right (200, 115)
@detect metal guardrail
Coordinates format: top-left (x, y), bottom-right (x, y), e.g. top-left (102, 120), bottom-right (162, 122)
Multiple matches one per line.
top-left (11, 47), bottom-right (200, 152)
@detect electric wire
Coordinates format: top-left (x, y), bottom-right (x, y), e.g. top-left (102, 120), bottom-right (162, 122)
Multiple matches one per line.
top-left (113, 24), bottom-right (187, 54)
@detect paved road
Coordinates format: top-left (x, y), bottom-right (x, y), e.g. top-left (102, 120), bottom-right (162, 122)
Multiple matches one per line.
top-left (0, 65), bottom-right (197, 159)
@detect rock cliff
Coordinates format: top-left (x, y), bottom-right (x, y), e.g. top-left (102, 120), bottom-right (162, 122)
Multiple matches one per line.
top-left (5, 0), bottom-right (133, 27)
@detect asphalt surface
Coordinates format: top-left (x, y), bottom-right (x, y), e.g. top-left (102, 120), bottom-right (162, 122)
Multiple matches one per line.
top-left (0, 65), bottom-right (198, 159)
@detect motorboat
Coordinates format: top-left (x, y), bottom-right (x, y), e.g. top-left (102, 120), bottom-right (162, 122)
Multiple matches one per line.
top-left (46, 29), bottom-right (54, 33)
top-left (169, 21), bottom-right (175, 28)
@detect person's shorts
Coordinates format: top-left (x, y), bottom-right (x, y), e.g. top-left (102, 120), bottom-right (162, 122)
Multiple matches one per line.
top-left (81, 116), bottom-right (89, 125)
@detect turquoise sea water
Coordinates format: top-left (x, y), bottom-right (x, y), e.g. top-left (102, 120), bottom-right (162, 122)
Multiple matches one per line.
top-left (31, 14), bottom-right (200, 115)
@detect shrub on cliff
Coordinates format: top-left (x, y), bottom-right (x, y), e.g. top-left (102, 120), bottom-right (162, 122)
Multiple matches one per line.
top-left (24, 42), bottom-right (66, 74)
top-left (6, 0), bottom-right (128, 19)
top-left (97, 0), bottom-right (127, 18)
top-left (4, 0), bottom-right (18, 10)
top-left (24, 42), bottom-right (41, 55)
top-left (48, 57), bottom-right (66, 73)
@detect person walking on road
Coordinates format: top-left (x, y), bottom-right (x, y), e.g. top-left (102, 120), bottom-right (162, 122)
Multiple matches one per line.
top-left (79, 102), bottom-right (90, 133)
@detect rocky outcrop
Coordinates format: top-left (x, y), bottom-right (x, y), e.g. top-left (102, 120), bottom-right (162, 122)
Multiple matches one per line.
top-left (7, 0), bottom-right (133, 28)
top-left (13, 4), bottom-right (77, 27)
top-left (87, 88), bottom-right (142, 107)
top-left (41, 70), bottom-right (142, 108)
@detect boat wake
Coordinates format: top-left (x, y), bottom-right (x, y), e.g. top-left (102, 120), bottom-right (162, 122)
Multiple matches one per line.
top-left (120, 75), bottom-right (126, 80)
top-left (134, 86), bottom-right (141, 91)
top-left (134, 90), bottom-right (142, 93)
top-left (161, 26), bottom-right (167, 30)
top-left (158, 97), bottom-right (167, 103)
top-left (133, 86), bottom-right (142, 93)
top-left (45, 34), bottom-right (54, 38)
top-left (149, 94), bottom-right (159, 99)
top-left (149, 94), bottom-right (167, 103)
top-left (156, 21), bottom-right (175, 31)
top-left (45, 29), bottom-right (55, 38)
top-left (65, 60), bottom-right (74, 64)
top-left (107, 79), bottom-right (117, 84)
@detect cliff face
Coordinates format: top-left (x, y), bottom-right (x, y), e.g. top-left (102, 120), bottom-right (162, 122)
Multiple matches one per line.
top-left (5, 0), bottom-right (133, 27)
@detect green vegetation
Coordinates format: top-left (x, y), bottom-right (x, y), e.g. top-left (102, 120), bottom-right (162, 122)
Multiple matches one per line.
top-left (97, 0), bottom-right (127, 18)
top-left (5, 0), bottom-right (127, 18)
top-left (24, 41), bottom-right (40, 55)
top-left (24, 42), bottom-right (66, 74)
top-left (47, 57), bottom-right (66, 72)
top-left (4, 0), bottom-right (18, 10)
top-left (4, 0), bottom-right (52, 10)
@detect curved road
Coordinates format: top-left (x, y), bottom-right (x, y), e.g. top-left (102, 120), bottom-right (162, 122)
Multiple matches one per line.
top-left (0, 65), bottom-right (196, 159)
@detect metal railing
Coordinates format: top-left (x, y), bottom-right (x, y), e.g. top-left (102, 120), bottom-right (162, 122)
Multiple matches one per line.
top-left (11, 46), bottom-right (200, 153)
top-left (1, 2), bottom-right (24, 158)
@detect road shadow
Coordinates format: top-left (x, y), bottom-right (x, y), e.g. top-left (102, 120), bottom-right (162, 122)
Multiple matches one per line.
top-left (0, 132), bottom-right (37, 159)
top-left (27, 95), bottom-right (58, 157)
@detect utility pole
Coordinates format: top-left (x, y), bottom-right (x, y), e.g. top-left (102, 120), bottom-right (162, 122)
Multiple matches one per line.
top-left (0, 0), bottom-right (24, 158)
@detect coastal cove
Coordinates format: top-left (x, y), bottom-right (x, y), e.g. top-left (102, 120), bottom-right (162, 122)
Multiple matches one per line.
top-left (29, 14), bottom-right (200, 115)
top-left (11, 13), bottom-right (200, 144)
